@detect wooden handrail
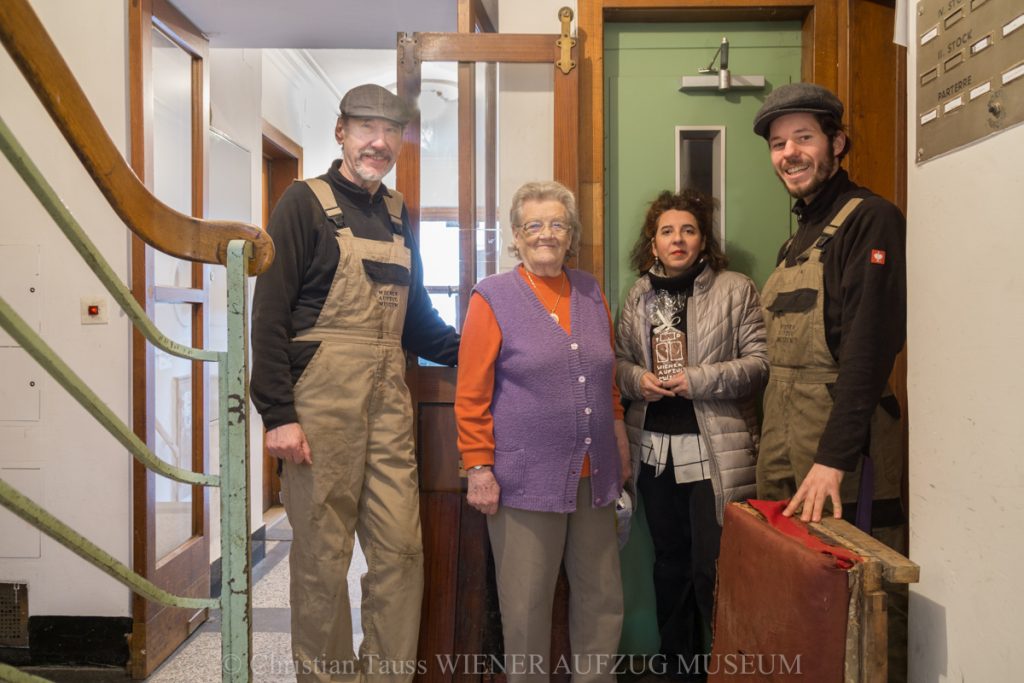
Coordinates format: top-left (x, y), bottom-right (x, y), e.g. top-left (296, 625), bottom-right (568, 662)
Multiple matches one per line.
top-left (0, 0), bottom-right (274, 274)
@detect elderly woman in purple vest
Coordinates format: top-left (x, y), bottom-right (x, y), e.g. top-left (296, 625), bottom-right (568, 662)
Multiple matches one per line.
top-left (455, 180), bottom-right (631, 683)
top-left (615, 189), bottom-right (768, 679)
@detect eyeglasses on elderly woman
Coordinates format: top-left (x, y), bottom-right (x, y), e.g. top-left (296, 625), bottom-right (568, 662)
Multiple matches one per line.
top-left (516, 219), bottom-right (570, 235)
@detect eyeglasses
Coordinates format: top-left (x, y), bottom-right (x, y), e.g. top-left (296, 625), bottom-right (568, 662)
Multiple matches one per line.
top-left (517, 220), bottom-right (570, 235)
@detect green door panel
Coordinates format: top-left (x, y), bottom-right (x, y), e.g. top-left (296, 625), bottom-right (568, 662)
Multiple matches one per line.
top-left (607, 21), bottom-right (802, 658)
top-left (606, 22), bottom-right (802, 308)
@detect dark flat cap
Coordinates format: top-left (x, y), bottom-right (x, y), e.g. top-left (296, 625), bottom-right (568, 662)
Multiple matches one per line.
top-left (340, 84), bottom-right (415, 126)
top-left (752, 82), bottom-right (843, 138)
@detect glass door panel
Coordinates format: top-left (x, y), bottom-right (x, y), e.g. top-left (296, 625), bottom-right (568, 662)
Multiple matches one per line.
top-left (418, 64), bottom-right (461, 330)
top-left (151, 27), bottom-right (195, 288)
top-left (129, 3), bottom-right (211, 674)
top-left (415, 60), bottom-right (503, 336)
top-left (475, 61), bottom-right (498, 282)
top-left (152, 304), bottom-right (194, 559)
top-left (148, 24), bottom-right (206, 564)
top-left (396, 23), bottom-right (580, 672)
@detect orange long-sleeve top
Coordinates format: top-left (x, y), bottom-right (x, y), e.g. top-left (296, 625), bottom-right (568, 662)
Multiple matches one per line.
top-left (455, 265), bottom-right (624, 475)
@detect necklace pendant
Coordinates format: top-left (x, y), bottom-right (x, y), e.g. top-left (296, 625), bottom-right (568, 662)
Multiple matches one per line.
top-left (549, 312), bottom-right (560, 323)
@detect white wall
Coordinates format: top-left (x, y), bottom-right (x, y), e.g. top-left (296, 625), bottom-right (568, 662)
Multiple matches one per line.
top-left (0, 0), bottom-right (131, 616)
top-left (906, 11), bottom-right (1024, 681)
top-left (262, 50), bottom-right (344, 178)
top-left (207, 48), bottom-right (266, 558)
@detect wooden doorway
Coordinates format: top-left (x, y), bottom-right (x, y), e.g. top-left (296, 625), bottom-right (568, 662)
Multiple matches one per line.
top-left (259, 120), bottom-right (302, 513)
top-left (579, 0), bottom-right (909, 529)
top-left (127, 0), bottom-right (212, 676)
top-left (396, 6), bottom-right (580, 681)
top-left (578, 0), bottom-right (911, 649)
top-left (576, 0), bottom-right (907, 285)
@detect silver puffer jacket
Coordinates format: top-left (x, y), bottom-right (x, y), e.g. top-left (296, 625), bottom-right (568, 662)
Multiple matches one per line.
top-left (614, 263), bottom-right (769, 524)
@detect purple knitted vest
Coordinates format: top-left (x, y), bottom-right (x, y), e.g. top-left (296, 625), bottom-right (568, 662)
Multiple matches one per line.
top-left (474, 267), bottom-right (620, 513)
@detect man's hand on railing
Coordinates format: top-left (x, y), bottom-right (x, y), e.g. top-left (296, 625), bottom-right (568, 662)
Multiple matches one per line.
top-left (266, 423), bottom-right (313, 465)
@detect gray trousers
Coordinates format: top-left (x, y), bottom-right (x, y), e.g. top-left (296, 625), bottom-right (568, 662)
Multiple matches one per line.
top-left (487, 478), bottom-right (624, 683)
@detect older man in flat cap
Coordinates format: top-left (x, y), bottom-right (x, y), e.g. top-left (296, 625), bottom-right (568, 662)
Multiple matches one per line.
top-left (753, 82), bottom-right (906, 538)
top-left (252, 84), bottom-right (459, 682)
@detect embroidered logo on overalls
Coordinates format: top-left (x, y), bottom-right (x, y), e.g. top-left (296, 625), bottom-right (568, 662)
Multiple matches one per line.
top-left (378, 289), bottom-right (401, 309)
top-left (775, 321), bottom-right (798, 346)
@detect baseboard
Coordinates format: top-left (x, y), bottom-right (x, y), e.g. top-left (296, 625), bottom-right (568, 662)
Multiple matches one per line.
top-left (0, 525), bottom-right (269, 668)
top-left (0, 616), bottom-right (133, 667)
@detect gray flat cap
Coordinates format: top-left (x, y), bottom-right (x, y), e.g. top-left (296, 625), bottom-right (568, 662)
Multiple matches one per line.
top-left (340, 84), bottom-right (415, 126)
top-left (752, 82), bottom-right (843, 138)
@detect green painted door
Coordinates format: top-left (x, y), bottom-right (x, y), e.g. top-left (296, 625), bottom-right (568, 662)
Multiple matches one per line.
top-left (605, 21), bottom-right (802, 657)
top-left (606, 21), bottom-right (802, 304)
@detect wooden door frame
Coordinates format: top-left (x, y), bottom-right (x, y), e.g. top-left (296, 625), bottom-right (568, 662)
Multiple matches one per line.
top-left (397, 34), bottom-right (577, 219)
top-left (262, 119), bottom-right (303, 213)
top-left (578, 0), bottom-right (836, 282)
top-left (577, 0), bottom-right (907, 284)
top-left (458, 0), bottom-right (498, 290)
top-left (396, 22), bottom-right (579, 682)
top-left (581, 0), bottom-right (910, 527)
top-left (127, 0), bottom-right (211, 676)
top-left (397, 31), bottom-right (578, 323)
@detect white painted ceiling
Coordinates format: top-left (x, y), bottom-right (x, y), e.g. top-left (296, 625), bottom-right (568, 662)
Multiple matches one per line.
top-left (169, 0), bottom-right (492, 138)
top-left (168, 0), bottom-right (460, 49)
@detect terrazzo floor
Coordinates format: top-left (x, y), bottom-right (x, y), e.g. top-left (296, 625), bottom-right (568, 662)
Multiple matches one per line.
top-left (146, 510), bottom-right (368, 682)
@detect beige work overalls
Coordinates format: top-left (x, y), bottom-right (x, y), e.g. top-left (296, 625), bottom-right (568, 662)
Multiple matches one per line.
top-left (283, 179), bottom-right (422, 683)
top-left (756, 198), bottom-right (902, 524)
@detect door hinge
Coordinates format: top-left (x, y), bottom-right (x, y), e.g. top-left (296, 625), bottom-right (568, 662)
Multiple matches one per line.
top-left (556, 7), bottom-right (576, 75)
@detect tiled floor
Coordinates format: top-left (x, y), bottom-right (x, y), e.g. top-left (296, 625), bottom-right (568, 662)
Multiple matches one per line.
top-left (146, 510), bottom-right (368, 682)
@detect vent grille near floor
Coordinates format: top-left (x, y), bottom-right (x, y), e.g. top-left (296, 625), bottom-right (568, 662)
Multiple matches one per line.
top-left (0, 582), bottom-right (29, 647)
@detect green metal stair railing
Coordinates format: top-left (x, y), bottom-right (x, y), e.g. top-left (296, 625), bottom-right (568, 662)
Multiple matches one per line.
top-left (0, 112), bottom-right (257, 683)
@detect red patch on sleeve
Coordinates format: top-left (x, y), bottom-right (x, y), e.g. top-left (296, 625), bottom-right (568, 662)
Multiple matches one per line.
top-left (870, 249), bottom-right (886, 265)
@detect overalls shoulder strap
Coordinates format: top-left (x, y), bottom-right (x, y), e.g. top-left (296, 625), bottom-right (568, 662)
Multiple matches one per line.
top-left (383, 188), bottom-right (405, 231)
top-left (303, 178), bottom-right (346, 229)
top-left (304, 177), bottom-right (405, 233)
top-left (811, 197), bottom-right (864, 253)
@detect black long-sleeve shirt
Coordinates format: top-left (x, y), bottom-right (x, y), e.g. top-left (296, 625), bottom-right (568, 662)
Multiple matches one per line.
top-left (779, 169), bottom-right (906, 472)
top-left (251, 160), bottom-right (460, 430)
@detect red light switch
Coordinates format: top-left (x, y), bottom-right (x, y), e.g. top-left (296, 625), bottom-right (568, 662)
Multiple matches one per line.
top-left (81, 298), bottom-right (108, 324)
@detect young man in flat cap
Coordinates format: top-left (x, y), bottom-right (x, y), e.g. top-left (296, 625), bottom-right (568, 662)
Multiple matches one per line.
top-left (753, 81), bottom-right (908, 679)
top-left (252, 84), bottom-right (459, 682)
top-left (753, 82), bottom-right (906, 538)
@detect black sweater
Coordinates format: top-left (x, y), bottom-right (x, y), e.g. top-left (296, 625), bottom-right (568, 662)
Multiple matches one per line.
top-left (251, 160), bottom-right (459, 430)
top-left (778, 168), bottom-right (906, 472)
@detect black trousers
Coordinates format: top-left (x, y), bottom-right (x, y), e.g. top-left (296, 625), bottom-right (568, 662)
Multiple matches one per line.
top-left (637, 455), bottom-right (721, 674)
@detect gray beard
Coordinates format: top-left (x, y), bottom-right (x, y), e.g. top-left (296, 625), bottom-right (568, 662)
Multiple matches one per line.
top-left (352, 158), bottom-right (389, 184)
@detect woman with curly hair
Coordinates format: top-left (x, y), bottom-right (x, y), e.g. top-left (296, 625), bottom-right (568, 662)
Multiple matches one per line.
top-left (615, 189), bottom-right (768, 680)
